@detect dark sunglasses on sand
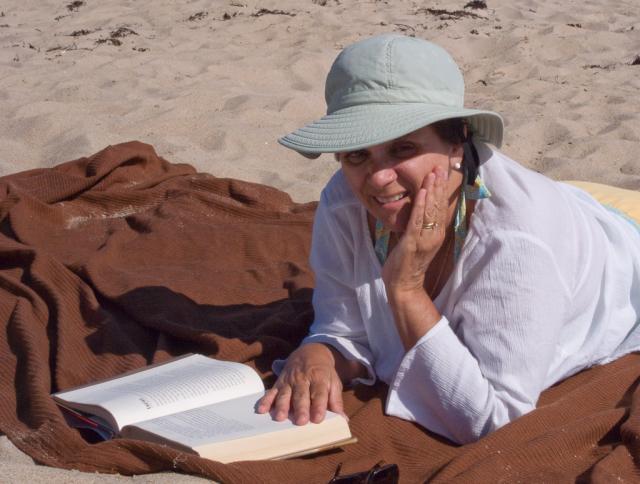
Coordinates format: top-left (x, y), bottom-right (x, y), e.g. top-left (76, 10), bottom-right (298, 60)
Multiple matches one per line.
top-left (329, 461), bottom-right (399, 484)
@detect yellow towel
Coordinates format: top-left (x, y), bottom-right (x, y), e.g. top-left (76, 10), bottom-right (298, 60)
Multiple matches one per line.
top-left (565, 181), bottom-right (640, 224)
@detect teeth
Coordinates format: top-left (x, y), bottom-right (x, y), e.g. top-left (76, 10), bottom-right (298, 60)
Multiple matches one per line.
top-left (376, 193), bottom-right (406, 204)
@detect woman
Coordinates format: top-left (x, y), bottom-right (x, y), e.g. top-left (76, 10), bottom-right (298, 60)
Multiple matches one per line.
top-left (257, 34), bottom-right (640, 444)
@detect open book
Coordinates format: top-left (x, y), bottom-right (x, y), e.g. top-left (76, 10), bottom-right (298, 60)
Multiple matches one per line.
top-left (52, 354), bottom-right (355, 463)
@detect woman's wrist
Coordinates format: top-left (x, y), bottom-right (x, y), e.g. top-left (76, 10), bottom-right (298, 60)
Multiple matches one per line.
top-left (386, 286), bottom-right (428, 306)
top-left (295, 342), bottom-right (336, 366)
top-left (324, 345), bottom-right (368, 383)
top-left (387, 287), bottom-right (442, 350)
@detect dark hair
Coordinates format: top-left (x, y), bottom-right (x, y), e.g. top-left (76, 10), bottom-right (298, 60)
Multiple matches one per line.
top-left (431, 118), bottom-right (467, 146)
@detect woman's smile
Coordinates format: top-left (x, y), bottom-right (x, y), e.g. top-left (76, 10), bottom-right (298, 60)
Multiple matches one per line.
top-left (374, 191), bottom-right (409, 205)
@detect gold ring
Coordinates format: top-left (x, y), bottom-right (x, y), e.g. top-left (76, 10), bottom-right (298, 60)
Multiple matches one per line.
top-left (422, 222), bottom-right (438, 230)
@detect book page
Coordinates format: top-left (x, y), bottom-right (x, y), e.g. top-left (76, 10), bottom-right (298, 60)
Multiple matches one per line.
top-left (53, 355), bottom-right (264, 430)
top-left (123, 391), bottom-right (346, 447)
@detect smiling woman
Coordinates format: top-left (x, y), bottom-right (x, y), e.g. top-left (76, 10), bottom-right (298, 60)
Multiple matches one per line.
top-left (256, 34), bottom-right (640, 445)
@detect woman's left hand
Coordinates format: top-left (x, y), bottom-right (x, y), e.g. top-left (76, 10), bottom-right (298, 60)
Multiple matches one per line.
top-left (381, 166), bottom-right (450, 296)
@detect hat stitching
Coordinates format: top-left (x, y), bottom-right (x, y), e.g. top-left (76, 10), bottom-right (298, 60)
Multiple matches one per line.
top-left (289, 113), bottom-right (472, 143)
top-left (385, 37), bottom-right (395, 90)
top-left (295, 107), bottom-right (495, 128)
top-left (289, 113), bottom-right (498, 138)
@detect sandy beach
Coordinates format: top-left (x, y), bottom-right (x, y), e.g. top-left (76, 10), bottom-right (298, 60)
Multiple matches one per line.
top-left (1, 0), bottom-right (639, 481)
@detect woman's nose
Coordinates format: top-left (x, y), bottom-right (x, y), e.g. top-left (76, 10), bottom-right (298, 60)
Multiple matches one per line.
top-left (367, 159), bottom-right (397, 188)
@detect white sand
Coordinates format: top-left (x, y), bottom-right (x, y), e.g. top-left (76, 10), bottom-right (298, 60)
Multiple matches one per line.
top-left (1, 0), bottom-right (639, 481)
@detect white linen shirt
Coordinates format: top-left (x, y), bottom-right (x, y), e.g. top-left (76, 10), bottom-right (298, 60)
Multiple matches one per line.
top-left (280, 145), bottom-right (640, 444)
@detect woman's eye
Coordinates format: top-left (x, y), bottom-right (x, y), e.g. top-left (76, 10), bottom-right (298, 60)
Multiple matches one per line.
top-left (392, 144), bottom-right (416, 158)
top-left (343, 151), bottom-right (368, 165)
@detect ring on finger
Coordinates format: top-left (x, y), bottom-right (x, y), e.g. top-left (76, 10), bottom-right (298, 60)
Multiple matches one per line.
top-left (422, 221), bottom-right (438, 230)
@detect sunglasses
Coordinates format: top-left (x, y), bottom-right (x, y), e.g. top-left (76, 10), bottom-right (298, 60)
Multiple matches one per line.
top-left (329, 461), bottom-right (399, 484)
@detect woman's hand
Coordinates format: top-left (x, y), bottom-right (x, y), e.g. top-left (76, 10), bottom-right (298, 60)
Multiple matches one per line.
top-left (381, 166), bottom-right (450, 349)
top-left (381, 166), bottom-right (450, 295)
top-left (256, 343), bottom-right (347, 425)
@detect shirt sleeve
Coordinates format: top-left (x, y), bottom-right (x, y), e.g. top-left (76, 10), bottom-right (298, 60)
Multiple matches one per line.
top-left (273, 193), bottom-right (376, 385)
top-left (386, 230), bottom-right (570, 444)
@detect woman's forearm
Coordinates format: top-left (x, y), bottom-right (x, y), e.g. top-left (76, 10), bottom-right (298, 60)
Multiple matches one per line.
top-left (387, 288), bottom-right (442, 350)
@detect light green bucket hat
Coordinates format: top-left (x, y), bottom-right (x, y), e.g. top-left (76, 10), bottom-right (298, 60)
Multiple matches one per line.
top-left (278, 34), bottom-right (504, 158)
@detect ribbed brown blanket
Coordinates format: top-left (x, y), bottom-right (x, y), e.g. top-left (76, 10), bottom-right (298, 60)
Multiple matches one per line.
top-left (1, 141), bottom-right (639, 483)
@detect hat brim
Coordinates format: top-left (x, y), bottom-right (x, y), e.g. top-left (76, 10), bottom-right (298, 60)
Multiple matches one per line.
top-left (278, 103), bottom-right (504, 159)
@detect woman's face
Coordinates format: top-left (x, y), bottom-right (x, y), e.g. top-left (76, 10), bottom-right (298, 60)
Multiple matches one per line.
top-left (338, 124), bottom-right (464, 233)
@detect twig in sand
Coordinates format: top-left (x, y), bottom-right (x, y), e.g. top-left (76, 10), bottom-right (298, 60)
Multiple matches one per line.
top-left (394, 24), bottom-right (415, 34)
top-left (94, 27), bottom-right (137, 47)
top-left (187, 11), bottom-right (208, 21)
top-left (66, 1), bottom-right (84, 12)
top-left (68, 29), bottom-right (94, 36)
top-left (582, 63), bottom-right (614, 70)
top-left (44, 45), bottom-right (93, 58)
top-left (416, 7), bottom-right (482, 20)
top-left (110, 27), bottom-right (138, 38)
top-left (251, 8), bottom-right (296, 17)
top-left (464, 1), bottom-right (487, 9)
top-left (46, 43), bottom-right (78, 53)
top-left (96, 38), bottom-right (121, 46)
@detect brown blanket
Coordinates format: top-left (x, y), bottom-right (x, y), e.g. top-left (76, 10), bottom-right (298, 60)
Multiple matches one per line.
top-left (1, 141), bottom-right (638, 483)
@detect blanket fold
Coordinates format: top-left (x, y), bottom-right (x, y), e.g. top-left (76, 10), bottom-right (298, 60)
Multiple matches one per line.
top-left (1, 141), bottom-right (639, 483)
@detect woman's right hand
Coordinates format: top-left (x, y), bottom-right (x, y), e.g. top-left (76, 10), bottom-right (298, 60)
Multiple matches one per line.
top-left (256, 343), bottom-right (347, 425)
